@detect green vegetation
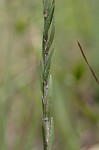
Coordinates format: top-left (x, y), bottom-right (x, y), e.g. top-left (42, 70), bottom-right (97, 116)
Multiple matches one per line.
top-left (0, 0), bottom-right (99, 150)
top-left (40, 0), bottom-right (55, 150)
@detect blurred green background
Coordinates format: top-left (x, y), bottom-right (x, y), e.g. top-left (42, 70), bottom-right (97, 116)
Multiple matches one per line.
top-left (0, 0), bottom-right (99, 150)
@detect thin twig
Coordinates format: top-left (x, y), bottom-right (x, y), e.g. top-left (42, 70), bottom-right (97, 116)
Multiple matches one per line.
top-left (77, 41), bottom-right (99, 86)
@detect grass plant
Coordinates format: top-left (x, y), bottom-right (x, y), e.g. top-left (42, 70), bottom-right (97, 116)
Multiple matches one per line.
top-left (40, 0), bottom-right (55, 149)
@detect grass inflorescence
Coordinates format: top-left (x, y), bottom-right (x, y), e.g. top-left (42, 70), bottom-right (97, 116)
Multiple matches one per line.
top-left (40, 0), bottom-right (55, 150)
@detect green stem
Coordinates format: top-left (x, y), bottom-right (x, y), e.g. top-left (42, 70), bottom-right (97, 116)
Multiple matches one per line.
top-left (41, 0), bottom-right (55, 149)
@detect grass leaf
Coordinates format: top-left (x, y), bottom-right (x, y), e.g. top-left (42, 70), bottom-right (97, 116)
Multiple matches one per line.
top-left (42, 124), bottom-right (46, 150)
top-left (39, 61), bottom-right (44, 93)
top-left (48, 117), bottom-right (54, 150)
top-left (47, 75), bottom-right (53, 118)
top-left (44, 0), bottom-right (55, 33)
top-left (47, 20), bottom-right (55, 51)
top-left (44, 48), bottom-right (54, 80)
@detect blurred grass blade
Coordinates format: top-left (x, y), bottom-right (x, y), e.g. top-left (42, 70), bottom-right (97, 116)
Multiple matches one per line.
top-left (77, 41), bottom-right (99, 86)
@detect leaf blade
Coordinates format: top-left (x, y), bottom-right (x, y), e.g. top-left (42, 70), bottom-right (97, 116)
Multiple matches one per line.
top-left (39, 61), bottom-right (44, 93)
top-left (47, 20), bottom-right (55, 51)
top-left (44, 48), bottom-right (54, 80)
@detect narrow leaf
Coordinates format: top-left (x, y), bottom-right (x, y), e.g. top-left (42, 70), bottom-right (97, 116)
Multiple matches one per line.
top-left (42, 33), bottom-right (45, 60)
top-left (47, 75), bottom-right (53, 118)
top-left (48, 117), bottom-right (54, 150)
top-left (49, 0), bottom-right (55, 27)
top-left (47, 20), bottom-right (55, 51)
top-left (42, 125), bottom-right (46, 150)
top-left (48, 75), bottom-right (53, 101)
top-left (44, 1), bottom-right (55, 33)
top-left (44, 48), bottom-right (54, 80)
top-left (44, 0), bottom-right (50, 11)
top-left (39, 61), bottom-right (44, 93)
top-left (77, 41), bottom-right (99, 86)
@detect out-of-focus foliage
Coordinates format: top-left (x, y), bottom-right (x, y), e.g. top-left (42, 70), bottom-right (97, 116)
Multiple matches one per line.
top-left (0, 0), bottom-right (99, 150)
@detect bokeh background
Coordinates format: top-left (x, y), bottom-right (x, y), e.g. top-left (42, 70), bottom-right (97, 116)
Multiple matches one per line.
top-left (0, 0), bottom-right (99, 150)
